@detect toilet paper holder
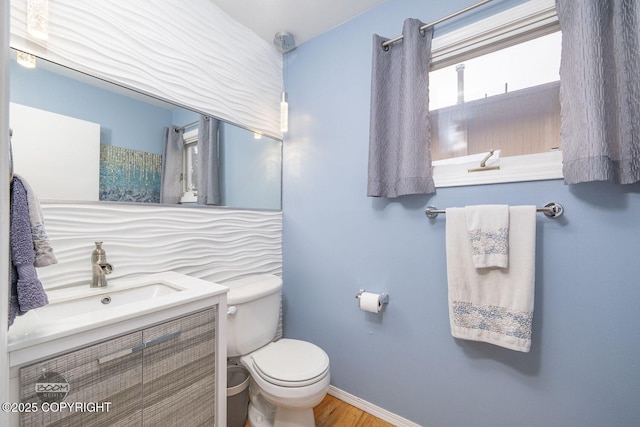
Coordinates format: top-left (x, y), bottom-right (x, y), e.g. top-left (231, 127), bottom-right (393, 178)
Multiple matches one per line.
top-left (355, 289), bottom-right (389, 305)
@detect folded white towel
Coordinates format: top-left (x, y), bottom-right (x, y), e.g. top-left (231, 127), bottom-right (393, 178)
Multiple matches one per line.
top-left (446, 205), bottom-right (536, 352)
top-left (465, 204), bottom-right (509, 268)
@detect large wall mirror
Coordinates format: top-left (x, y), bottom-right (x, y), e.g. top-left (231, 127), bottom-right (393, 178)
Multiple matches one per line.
top-left (9, 49), bottom-right (282, 210)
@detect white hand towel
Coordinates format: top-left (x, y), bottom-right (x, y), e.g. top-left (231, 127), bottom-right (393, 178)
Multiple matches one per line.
top-left (446, 205), bottom-right (536, 352)
top-left (465, 204), bottom-right (509, 268)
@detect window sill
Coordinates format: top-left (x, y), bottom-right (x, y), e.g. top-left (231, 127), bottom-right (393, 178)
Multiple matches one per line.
top-left (433, 150), bottom-right (562, 188)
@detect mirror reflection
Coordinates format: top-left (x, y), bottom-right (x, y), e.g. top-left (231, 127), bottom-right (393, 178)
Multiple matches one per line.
top-left (9, 50), bottom-right (282, 210)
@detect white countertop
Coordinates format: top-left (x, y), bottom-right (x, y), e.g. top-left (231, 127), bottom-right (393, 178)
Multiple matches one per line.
top-left (8, 271), bottom-right (228, 367)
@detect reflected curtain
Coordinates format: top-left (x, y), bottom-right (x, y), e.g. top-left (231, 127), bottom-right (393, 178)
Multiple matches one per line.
top-left (367, 18), bottom-right (435, 197)
top-left (160, 126), bottom-right (184, 204)
top-left (557, 0), bottom-right (640, 184)
top-left (197, 115), bottom-right (221, 205)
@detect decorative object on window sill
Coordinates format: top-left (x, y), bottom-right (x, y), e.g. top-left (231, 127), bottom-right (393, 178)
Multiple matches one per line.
top-left (180, 191), bottom-right (198, 205)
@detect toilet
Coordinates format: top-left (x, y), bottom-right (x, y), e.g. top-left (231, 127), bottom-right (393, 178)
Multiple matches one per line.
top-left (225, 274), bottom-right (330, 427)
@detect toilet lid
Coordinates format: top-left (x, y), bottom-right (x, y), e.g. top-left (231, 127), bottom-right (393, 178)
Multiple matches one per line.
top-left (250, 339), bottom-right (329, 387)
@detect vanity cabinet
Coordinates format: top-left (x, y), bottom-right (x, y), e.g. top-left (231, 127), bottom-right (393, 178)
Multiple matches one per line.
top-left (141, 308), bottom-right (216, 426)
top-left (18, 308), bottom-right (216, 426)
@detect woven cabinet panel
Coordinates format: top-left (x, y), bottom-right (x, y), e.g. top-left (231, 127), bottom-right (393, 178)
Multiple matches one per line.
top-left (141, 308), bottom-right (216, 426)
top-left (19, 332), bottom-right (144, 427)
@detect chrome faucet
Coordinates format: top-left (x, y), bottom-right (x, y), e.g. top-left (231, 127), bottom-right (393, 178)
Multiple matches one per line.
top-left (91, 242), bottom-right (113, 287)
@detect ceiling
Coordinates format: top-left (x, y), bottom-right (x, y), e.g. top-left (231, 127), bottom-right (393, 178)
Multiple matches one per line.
top-left (211, 0), bottom-right (388, 49)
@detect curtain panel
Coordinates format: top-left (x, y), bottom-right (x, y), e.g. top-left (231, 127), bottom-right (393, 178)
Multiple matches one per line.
top-left (368, 18), bottom-right (436, 197)
top-left (160, 126), bottom-right (184, 204)
top-left (557, 0), bottom-right (640, 184)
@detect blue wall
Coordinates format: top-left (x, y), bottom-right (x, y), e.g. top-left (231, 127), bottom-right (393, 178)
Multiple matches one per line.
top-left (10, 60), bottom-right (173, 154)
top-left (281, 1), bottom-right (640, 426)
top-left (220, 124), bottom-right (282, 210)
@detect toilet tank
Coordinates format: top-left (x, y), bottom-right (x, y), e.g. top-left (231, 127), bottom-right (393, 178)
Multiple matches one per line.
top-left (225, 274), bottom-right (282, 357)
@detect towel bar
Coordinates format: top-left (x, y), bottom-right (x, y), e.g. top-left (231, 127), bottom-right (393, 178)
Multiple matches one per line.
top-left (424, 202), bottom-right (564, 219)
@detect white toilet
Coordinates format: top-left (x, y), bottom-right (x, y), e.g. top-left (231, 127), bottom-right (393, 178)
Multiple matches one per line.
top-left (226, 274), bottom-right (330, 427)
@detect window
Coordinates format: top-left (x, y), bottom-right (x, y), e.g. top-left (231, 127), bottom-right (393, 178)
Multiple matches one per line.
top-left (428, 0), bottom-right (562, 187)
top-left (430, 31), bottom-right (561, 161)
top-left (181, 129), bottom-right (198, 203)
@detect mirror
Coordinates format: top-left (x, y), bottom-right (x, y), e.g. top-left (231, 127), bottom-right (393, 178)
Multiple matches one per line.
top-left (9, 50), bottom-right (282, 210)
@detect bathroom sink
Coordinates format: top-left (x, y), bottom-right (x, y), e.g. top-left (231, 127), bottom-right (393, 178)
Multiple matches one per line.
top-left (29, 282), bottom-right (181, 323)
top-left (7, 271), bottom-right (229, 364)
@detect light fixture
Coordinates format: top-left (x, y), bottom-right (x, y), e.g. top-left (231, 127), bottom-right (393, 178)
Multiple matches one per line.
top-left (27, 0), bottom-right (49, 40)
top-left (253, 132), bottom-right (263, 140)
top-left (280, 92), bottom-right (289, 133)
top-left (274, 32), bottom-right (295, 134)
top-left (16, 50), bottom-right (37, 68)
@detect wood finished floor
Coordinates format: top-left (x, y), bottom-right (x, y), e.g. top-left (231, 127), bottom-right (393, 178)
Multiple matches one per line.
top-left (244, 394), bottom-right (396, 427)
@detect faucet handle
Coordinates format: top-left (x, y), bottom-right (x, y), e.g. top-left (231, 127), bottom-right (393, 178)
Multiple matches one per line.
top-left (92, 241), bottom-right (106, 263)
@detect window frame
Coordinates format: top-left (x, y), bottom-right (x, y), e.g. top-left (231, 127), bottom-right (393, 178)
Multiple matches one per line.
top-left (430, 0), bottom-right (562, 188)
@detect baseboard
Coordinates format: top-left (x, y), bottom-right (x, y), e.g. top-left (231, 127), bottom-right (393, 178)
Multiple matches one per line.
top-left (328, 386), bottom-right (422, 427)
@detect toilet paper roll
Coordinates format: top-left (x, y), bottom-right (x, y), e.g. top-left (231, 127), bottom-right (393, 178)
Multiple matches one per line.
top-left (359, 292), bottom-right (383, 313)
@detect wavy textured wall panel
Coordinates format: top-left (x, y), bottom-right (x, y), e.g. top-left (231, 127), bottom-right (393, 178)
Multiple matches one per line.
top-left (38, 203), bottom-right (282, 290)
top-left (10, 0), bottom-right (283, 138)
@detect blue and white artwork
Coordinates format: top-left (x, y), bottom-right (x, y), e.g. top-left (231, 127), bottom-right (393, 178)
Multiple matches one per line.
top-left (99, 145), bottom-right (162, 203)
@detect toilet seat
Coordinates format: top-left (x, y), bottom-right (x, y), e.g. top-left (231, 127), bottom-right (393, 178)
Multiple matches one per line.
top-left (248, 339), bottom-right (330, 387)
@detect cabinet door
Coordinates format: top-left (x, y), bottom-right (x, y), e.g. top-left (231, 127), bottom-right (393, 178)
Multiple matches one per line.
top-left (19, 332), bottom-right (144, 426)
top-left (141, 308), bottom-right (216, 426)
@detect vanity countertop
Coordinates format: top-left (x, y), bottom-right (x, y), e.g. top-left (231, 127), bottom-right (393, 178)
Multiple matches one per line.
top-left (8, 271), bottom-right (228, 367)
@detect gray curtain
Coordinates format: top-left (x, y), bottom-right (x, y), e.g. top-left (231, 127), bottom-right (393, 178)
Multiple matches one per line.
top-left (197, 115), bottom-right (221, 205)
top-left (160, 126), bottom-right (184, 204)
top-left (367, 18), bottom-right (435, 197)
top-left (557, 0), bottom-right (640, 184)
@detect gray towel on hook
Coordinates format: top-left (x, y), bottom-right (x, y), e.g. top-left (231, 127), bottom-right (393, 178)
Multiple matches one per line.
top-left (367, 18), bottom-right (435, 198)
top-left (9, 176), bottom-right (49, 327)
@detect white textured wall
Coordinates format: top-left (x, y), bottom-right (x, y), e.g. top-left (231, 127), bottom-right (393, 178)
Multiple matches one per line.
top-left (38, 202), bottom-right (282, 290)
top-left (10, 0), bottom-right (283, 138)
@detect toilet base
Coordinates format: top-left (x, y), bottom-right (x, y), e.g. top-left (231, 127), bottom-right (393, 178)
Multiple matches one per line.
top-left (248, 402), bottom-right (315, 427)
top-left (248, 402), bottom-right (271, 427)
top-left (273, 406), bottom-right (315, 427)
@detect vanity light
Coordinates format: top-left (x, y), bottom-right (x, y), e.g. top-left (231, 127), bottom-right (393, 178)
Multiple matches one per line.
top-left (280, 92), bottom-right (289, 133)
top-left (253, 133), bottom-right (263, 139)
top-left (27, 0), bottom-right (49, 40)
top-left (16, 51), bottom-right (37, 68)
top-left (274, 31), bottom-right (295, 134)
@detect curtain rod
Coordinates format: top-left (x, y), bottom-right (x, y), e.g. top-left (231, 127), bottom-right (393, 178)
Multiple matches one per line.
top-left (381, 0), bottom-right (493, 49)
top-left (174, 120), bottom-right (199, 132)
